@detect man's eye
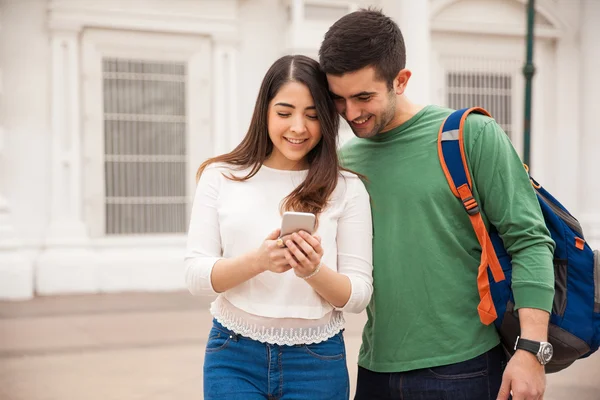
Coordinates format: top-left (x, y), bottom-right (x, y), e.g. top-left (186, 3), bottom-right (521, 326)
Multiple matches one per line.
top-left (358, 96), bottom-right (371, 102)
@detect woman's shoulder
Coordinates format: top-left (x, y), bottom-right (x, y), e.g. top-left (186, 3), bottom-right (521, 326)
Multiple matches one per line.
top-left (334, 170), bottom-right (368, 199)
top-left (203, 161), bottom-right (234, 172)
top-left (338, 169), bottom-right (363, 181)
top-left (337, 170), bottom-right (366, 188)
top-left (200, 162), bottom-right (249, 179)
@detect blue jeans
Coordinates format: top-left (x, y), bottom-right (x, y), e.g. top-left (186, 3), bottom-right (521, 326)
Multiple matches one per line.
top-left (203, 319), bottom-right (350, 400)
top-left (354, 344), bottom-right (507, 400)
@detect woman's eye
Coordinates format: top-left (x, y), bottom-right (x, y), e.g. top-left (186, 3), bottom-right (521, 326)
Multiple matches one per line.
top-left (277, 113), bottom-right (291, 117)
top-left (307, 115), bottom-right (318, 120)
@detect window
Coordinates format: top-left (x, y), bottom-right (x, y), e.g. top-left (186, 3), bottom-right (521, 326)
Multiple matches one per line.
top-left (103, 59), bottom-right (187, 235)
top-left (447, 72), bottom-right (513, 139)
top-left (82, 29), bottom-right (212, 238)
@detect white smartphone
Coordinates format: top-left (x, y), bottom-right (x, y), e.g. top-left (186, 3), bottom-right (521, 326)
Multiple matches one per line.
top-left (280, 211), bottom-right (316, 237)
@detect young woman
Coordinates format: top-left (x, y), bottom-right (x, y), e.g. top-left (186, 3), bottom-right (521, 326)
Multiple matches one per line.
top-left (185, 55), bottom-right (373, 400)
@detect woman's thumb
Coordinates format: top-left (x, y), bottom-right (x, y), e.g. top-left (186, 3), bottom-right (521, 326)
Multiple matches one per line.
top-left (266, 229), bottom-right (280, 240)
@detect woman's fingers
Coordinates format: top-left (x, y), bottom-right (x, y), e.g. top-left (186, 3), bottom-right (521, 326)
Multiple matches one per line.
top-left (296, 231), bottom-right (323, 258)
top-left (284, 249), bottom-right (299, 268)
top-left (290, 237), bottom-right (318, 264)
top-left (285, 238), bottom-right (311, 266)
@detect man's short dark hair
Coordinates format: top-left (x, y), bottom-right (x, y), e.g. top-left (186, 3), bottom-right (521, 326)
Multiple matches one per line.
top-left (318, 8), bottom-right (406, 88)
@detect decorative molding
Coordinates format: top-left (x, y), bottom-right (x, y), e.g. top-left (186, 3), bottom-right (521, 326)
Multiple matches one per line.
top-left (431, 0), bottom-right (564, 37)
top-left (36, 245), bottom-right (186, 294)
top-left (282, 0), bottom-right (361, 52)
top-left (432, 21), bottom-right (562, 39)
top-left (48, 0), bottom-right (239, 40)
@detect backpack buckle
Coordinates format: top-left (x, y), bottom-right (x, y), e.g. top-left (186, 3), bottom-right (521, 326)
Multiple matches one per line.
top-left (462, 196), bottom-right (480, 215)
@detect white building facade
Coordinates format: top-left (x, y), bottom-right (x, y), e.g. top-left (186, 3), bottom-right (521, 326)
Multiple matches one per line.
top-left (0, 0), bottom-right (598, 299)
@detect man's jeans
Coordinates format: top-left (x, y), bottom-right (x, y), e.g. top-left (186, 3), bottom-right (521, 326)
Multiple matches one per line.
top-left (203, 319), bottom-right (350, 400)
top-left (354, 344), bottom-right (507, 400)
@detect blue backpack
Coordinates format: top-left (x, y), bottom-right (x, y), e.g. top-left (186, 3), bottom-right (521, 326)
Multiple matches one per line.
top-left (438, 107), bottom-right (600, 373)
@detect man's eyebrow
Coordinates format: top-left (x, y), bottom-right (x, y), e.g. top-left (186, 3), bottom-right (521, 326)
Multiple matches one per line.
top-left (350, 91), bottom-right (376, 98)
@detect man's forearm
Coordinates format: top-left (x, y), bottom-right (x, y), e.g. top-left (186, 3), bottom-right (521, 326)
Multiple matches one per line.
top-left (518, 307), bottom-right (550, 341)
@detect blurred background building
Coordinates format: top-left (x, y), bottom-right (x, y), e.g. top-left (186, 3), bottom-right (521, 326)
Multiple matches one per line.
top-left (0, 0), bottom-right (599, 300)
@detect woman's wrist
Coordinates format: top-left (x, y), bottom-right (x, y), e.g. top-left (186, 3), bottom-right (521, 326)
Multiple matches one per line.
top-left (246, 250), bottom-right (265, 275)
top-left (296, 261), bottom-right (322, 280)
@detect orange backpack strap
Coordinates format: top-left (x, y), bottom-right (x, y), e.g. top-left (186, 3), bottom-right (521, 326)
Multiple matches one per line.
top-left (437, 107), bottom-right (506, 325)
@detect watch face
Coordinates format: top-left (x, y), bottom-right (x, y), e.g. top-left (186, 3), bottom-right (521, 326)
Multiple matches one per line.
top-left (540, 343), bottom-right (553, 363)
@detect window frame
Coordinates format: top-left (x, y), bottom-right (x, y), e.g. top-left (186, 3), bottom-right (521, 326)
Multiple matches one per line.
top-left (81, 29), bottom-right (212, 238)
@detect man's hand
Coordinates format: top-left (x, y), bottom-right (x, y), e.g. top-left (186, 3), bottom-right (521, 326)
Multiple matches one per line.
top-left (496, 307), bottom-right (550, 400)
top-left (497, 349), bottom-right (546, 400)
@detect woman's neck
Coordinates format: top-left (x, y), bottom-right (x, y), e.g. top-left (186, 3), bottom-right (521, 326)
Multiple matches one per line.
top-left (263, 155), bottom-right (308, 171)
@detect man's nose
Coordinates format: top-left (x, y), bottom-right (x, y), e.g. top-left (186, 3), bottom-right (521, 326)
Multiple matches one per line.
top-left (345, 102), bottom-right (361, 122)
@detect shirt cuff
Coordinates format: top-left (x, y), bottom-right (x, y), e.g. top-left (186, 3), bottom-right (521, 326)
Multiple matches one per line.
top-left (184, 257), bottom-right (223, 296)
top-left (334, 274), bottom-right (371, 314)
top-left (512, 281), bottom-right (555, 313)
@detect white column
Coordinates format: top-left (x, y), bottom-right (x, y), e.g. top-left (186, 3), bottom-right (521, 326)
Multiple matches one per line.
top-left (0, 7), bottom-right (33, 300)
top-left (213, 42), bottom-right (239, 154)
top-left (380, 0), bottom-right (431, 106)
top-left (36, 29), bottom-right (97, 294)
top-left (548, 1), bottom-right (581, 215)
top-left (580, 0), bottom-right (600, 248)
top-left (46, 31), bottom-right (87, 242)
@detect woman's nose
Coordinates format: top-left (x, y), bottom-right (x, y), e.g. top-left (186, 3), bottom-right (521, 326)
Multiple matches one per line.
top-left (290, 116), bottom-right (307, 134)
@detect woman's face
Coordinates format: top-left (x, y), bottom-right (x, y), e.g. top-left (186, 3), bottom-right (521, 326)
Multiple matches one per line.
top-left (265, 81), bottom-right (322, 170)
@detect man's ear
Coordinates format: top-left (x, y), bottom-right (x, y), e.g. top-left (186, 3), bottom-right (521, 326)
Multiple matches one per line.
top-left (394, 69), bottom-right (412, 95)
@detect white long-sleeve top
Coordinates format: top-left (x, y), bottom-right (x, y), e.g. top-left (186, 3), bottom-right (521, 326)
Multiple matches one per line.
top-left (185, 163), bottom-right (373, 345)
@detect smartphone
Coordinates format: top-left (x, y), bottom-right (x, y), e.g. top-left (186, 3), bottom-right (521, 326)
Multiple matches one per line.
top-left (280, 211), bottom-right (316, 237)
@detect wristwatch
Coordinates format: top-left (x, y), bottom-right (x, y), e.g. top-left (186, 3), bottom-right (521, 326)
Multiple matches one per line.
top-left (514, 336), bottom-right (553, 365)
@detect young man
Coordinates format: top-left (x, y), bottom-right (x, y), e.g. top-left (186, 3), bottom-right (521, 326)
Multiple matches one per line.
top-left (319, 9), bottom-right (555, 400)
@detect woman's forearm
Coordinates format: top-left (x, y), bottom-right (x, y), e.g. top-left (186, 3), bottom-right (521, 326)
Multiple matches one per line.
top-left (303, 265), bottom-right (352, 309)
top-left (211, 251), bottom-right (262, 293)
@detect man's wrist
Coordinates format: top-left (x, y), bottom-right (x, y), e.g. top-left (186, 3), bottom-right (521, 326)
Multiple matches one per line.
top-left (518, 331), bottom-right (548, 342)
top-left (513, 348), bottom-right (546, 368)
top-left (517, 307), bottom-right (549, 341)
top-left (514, 335), bottom-right (554, 366)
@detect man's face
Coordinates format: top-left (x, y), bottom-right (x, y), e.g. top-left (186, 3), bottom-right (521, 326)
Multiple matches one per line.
top-left (326, 66), bottom-right (397, 139)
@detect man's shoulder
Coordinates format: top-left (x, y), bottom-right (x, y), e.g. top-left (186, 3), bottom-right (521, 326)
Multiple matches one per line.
top-left (464, 111), bottom-right (496, 129)
top-left (463, 111), bottom-right (507, 147)
top-left (435, 107), bottom-right (501, 145)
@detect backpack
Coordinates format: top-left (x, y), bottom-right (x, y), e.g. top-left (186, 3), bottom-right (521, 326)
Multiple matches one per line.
top-left (437, 107), bottom-right (600, 373)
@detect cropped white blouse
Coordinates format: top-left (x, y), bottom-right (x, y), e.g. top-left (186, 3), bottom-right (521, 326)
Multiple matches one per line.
top-left (185, 163), bottom-right (373, 345)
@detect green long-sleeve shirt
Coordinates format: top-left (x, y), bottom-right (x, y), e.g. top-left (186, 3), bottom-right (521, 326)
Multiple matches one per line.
top-left (340, 105), bottom-right (555, 373)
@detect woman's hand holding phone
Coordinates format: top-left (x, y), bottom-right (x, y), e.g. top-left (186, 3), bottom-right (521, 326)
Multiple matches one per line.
top-left (284, 231), bottom-right (324, 279)
top-left (252, 229), bottom-right (293, 274)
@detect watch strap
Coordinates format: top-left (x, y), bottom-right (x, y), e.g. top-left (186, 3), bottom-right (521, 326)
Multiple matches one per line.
top-left (515, 336), bottom-right (541, 355)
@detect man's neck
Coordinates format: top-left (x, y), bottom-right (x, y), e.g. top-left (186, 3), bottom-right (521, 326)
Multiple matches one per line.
top-left (383, 96), bottom-right (425, 132)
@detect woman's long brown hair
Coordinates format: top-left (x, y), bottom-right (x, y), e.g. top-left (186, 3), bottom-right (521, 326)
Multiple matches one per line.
top-left (196, 55), bottom-right (342, 218)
